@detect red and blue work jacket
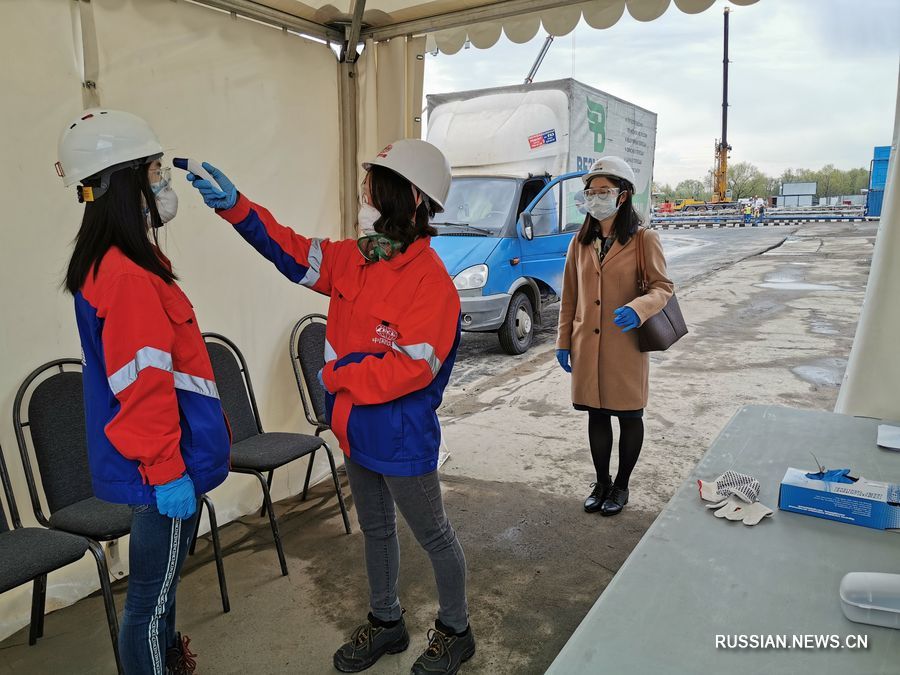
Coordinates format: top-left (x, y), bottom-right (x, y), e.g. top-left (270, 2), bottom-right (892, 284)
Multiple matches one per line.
top-left (218, 194), bottom-right (461, 477)
top-left (74, 248), bottom-right (231, 504)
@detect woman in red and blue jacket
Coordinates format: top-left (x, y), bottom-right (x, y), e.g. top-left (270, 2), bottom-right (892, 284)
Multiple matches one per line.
top-left (187, 140), bottom-right (474, 675)
top-left (58, 109), bottom-right (229, 675)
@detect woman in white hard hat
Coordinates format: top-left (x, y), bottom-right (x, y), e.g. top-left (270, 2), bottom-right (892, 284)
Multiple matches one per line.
top-left (186, 140), bottom-right (474, 675)
top-left (556, 156), bottom-right (673, 517)
top-left (58, 109), bottom-right (231, 674)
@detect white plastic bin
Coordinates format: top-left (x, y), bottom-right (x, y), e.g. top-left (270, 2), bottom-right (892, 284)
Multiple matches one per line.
top-left (840, 573), bottom-right (900, 630)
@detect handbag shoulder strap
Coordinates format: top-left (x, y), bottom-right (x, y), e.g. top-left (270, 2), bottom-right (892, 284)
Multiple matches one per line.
top-left (635, 227), bottom-right (649, 293)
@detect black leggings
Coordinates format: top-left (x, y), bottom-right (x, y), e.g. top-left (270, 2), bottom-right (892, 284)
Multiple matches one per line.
top-left (588, 410), bottom-right (644, 489)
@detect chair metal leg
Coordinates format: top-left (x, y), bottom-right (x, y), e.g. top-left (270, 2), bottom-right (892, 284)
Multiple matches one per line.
top-left (302, 449), bottom-right (317, 501)
top-left (36, 574), bottom-right (47, 639)
top-left (259, 470), bottom-right (275, 517)
top-left (29, 575), bottom-right (47, 645)
top-left (189, 496), bottom-right (205, 556)
top-left (201, 494), bottom-right (231, 613)
top-left (244, 469), bottom-right (289, 576)
top-left (323, 442), bottom-right (351, 535)
top-left (87, 539), bottom-right (123, 675)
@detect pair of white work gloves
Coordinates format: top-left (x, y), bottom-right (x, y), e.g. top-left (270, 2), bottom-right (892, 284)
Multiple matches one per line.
top-left (698, 470), bottom-right (773, 526)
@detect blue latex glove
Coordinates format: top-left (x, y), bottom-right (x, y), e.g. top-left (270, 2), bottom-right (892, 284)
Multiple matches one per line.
top-left (613, 306), bottom-right (640, 332)
top-left (185, 162), bottom-right (238, 210)
top-left (154, 474), bottom-right (197, 520)
top-left (556, 349), bottom-right (572, 373)
top-left (805, 468), bottom-right (856, 484)
top-left (317, 368), bottom-right (332, 394)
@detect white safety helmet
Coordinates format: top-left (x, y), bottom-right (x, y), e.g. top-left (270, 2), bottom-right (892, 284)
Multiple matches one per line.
top-left (56, 109), bottom-right (163, 202)
top-left (362, 139), bottom-right (451, 212)
top-left (582, 156), bottom-right (636, 190)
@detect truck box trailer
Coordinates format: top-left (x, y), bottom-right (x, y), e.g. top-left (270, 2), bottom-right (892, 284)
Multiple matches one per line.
top-left (426, 78), bottom-right (657, 353)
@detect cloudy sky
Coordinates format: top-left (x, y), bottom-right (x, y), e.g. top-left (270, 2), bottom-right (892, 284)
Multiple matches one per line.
top-left (423, 0), bottom-right (899, 187)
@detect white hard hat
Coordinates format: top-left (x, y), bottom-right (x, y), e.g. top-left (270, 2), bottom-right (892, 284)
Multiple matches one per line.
top-left (56, 109), bottom-right (163, 190)
top-left (582, 156), bottom-right (636, 189)
top-left (363, 139), bottom-right (451, 212)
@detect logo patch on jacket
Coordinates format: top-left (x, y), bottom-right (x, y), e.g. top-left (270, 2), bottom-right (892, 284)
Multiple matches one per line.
top-left (374, 323), bottom-right (399, 347)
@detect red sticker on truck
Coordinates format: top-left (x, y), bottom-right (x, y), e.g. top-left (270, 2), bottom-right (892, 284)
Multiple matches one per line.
top-left (528, 129), bottom-right (557, 149)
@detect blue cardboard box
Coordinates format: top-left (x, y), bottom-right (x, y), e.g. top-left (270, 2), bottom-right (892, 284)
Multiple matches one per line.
top-left (778, 468), bottom-right (900, 532)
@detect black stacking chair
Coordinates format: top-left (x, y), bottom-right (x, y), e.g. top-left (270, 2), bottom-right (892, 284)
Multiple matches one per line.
top-left (289, 314), bottom-right (335, 500)
top-left (12, 359), bottom-right (230, 626)
top-left (0, 442), bottom-right (120, 667)
top-left (204, 333), bottom-right (350, 577)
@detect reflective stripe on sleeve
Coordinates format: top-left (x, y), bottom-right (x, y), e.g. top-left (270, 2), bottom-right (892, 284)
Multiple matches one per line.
top-left (108, 347), bottom-right (173, 395)
top-left (301, 238), bottom-right (323, 288)
top-left (392, 342), bottom-right (442, 377)
top-left (324, 338), bottom-right (337, 362)
top-left (108, 346), bottom-right (219, 399)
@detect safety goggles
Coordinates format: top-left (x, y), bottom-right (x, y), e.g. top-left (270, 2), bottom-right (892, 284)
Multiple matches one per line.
top-left (581, 187), bottom-right (620, 199)
top-left (149, 166), bottom-right (171, 190)
top-left (357, 233), bottom-right (404, 263)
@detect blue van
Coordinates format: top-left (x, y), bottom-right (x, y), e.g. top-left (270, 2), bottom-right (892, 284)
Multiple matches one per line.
top-left (430, 170), bottom-right (588, 354)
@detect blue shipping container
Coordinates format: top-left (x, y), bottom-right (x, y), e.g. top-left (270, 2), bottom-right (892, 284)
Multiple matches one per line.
top-left (870, 159), bottom-right (889, 189)
top-left (866, 189), bottom-right (884, 218)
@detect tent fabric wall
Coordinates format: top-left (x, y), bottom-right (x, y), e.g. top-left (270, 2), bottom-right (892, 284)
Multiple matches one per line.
top-left (0, 0), bottom-right (341, 640)
top-left (835, 73), bottom-right (900, 421)
top-left (357, 36), bottom-right (427, 168)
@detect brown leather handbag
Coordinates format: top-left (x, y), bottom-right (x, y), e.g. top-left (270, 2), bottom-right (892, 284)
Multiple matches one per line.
top-left (635, 228), bottom-right (688, 352)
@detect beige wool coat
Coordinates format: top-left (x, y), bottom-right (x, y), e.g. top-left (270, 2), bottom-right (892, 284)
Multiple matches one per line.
top-left (556, 227), bottom-right (674, 411)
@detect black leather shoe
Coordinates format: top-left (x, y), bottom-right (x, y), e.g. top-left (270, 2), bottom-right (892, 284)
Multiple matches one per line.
top-left (600, 486), bottom-right (629, 516)
top-left (334, 613), bottom-right (410, 672)
top-left (584, 477), bottom-right (612, 513)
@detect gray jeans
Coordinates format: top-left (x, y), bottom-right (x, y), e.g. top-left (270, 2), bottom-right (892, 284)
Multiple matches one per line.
top-left (344, 456), bottom-right (469, 632)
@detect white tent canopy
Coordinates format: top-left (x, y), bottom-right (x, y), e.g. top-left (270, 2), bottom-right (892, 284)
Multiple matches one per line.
top-left (193, 0), bottom-right (761, 51)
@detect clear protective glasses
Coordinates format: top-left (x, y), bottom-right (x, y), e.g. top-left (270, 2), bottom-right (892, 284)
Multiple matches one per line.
top-left (582, 186), bottom-right (620, 199)
top-left (147, 166), bottom-right (172, 194)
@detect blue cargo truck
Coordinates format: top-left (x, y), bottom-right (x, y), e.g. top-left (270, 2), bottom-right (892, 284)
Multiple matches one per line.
top-left (426, 79), bottom-right (657, 353)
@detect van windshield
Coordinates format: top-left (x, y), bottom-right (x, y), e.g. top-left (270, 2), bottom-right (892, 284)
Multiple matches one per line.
top-left (432, 177), bottom-right (517, 236)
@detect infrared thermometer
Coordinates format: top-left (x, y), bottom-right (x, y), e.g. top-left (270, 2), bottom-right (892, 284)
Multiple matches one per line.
top-left (173, 158), bottom-right (223, 191)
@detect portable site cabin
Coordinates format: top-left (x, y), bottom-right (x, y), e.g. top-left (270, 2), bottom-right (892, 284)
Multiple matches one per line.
top-left (1, 0), bottom-right (898, 648)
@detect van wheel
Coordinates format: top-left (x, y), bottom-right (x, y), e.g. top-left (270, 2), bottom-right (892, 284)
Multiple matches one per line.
top-left (498, 291), bottom-right (535, 355)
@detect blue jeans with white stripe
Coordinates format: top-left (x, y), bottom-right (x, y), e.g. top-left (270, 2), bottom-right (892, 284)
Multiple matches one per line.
top-left (120, 503), bottom-right (198, 675)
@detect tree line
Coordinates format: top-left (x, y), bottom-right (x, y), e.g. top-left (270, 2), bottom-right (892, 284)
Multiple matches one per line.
top-left (654, 163), bottom-right (870, 202)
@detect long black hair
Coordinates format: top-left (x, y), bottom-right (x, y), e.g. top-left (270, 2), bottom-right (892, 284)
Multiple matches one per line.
top-left (576, 176), bottom-right (642, 246)
top-left (65, 163), bottom-right (175, 294)
top-left (368, 165), bottom-right (437, 249)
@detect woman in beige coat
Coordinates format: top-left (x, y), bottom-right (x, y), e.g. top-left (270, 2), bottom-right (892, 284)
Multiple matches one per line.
top-left (556, 157), bottom-right (673, 516)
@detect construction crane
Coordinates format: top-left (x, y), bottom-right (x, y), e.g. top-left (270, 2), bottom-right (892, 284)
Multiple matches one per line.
top-left (712, 7), bottom-right (731, 204)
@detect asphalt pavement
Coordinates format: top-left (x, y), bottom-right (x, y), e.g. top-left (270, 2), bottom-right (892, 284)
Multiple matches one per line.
top-left (451, 226), bottom-right (798, 388)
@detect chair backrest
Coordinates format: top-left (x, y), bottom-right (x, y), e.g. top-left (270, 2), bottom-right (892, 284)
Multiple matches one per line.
top-left (203, 334), bottom-right (262, 444)
top-left (13, 361), bottom-right (94, 522)
top-left (290, 314), bottom-right (328, 428)
top-left (0, 444), bottom-right (14, 533)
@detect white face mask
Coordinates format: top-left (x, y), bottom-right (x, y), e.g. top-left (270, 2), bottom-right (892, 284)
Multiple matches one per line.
top-left (585, 191), bottom-right (621, 222)
top-left (358, 203), bottom-right (381, 235)
top-left (145, 178), bottom-right (178, 227)
top-left (153, 180), bottom-right (178, 225)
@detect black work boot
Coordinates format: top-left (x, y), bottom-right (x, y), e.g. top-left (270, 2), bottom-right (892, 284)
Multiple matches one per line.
top-left (333, 613), bottom-right (410, 673)
top-left (165, 633), bottom-right (197, 675)
top-left (600, 486), bottom-right (629, 516)
top-left (410, 621), bottom-right (476, 674)
top-left (584, 476), bottom-right (612, 513)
